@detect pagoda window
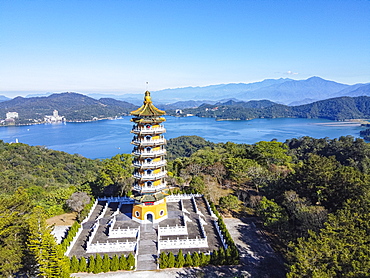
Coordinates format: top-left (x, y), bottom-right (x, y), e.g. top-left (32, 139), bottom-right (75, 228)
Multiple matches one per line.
top-left (145, 135), bottom-right (151, 140)
top-left (146, 169), bottom-right (152, 175)
top-left (146, 147), bottom-right (151, 152)
top-left (146, 158), bottom-right (152, 163)
top-left (147, 181), bottom-right (152, 187)
top-left (146, 124), bottom-right (151, 129)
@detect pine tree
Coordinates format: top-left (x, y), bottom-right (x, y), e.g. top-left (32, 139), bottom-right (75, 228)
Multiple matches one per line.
top-left (94, 254), bottom-right (103, 274)
top-left (101, 254), bottom-right (110, 272)
top-left (87, 255), bottom-right (95, 273)
top-left (119, 255), bottom-right (128, 270)
top-left (192, 252), bottom-right (200, 267)
top-left (199, 252), bottom-right (208, 266)
top-left (218, 247), bottom-right (226, 265)
top-left (110, 254), bottom-right (119, 271)
top-left (168, 252), bottom-right (175, 268)
top-left (159, 252), bottom-right (168, 269)
top-left (70, 256), bottom-right (79, 273)
top-left (78, 257), bottom-right (87, 272)
top-left (127, 253), bottom-right (135, 270)
top-left (211, 249), bottom-right (218, 265)
top-left (175, 250), bottom-right (185, 268)
top-left (184, 253), bottom-right (193, 267)
top-left (26, 206), bottom-right (70, 278)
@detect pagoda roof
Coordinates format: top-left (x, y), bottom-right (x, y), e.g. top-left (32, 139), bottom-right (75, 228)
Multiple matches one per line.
top-left (130, 91), bottom-right (166, 117)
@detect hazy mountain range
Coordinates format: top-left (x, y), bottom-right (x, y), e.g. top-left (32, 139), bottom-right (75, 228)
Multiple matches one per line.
top-left (1, 77), bottom-right (369, 109)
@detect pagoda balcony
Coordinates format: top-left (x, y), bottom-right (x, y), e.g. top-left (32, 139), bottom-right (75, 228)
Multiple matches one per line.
top-left (133, 182), bottom-right (167, 193)
top-left (132, 149), bottom-right (166, 157)
top-left (131, 126), bottom-right (166, 135)
top-left (133, 160), bottom-right (167, 168)
top-left (131, 138), bottom-right (166, 146)
top-left (133, 171), bottom-right (167, 180)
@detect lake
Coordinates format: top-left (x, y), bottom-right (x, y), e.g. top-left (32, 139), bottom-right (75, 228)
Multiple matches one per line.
top-left (0, 116), bottom-right (365, 159)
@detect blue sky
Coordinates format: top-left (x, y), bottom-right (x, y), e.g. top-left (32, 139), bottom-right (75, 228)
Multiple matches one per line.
top-left (0, 0), bottom-right (369, 96)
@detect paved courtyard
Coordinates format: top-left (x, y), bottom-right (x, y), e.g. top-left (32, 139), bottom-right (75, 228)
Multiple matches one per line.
top-left (67, 196), bottom-right (223, 271)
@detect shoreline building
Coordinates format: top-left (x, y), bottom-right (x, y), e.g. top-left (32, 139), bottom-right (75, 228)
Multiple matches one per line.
top-left (130, 91), bottom-right (169, 224)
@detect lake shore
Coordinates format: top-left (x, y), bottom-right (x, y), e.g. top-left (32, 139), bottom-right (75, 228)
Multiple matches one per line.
top-left (312, 119), bottom-right (370, 127)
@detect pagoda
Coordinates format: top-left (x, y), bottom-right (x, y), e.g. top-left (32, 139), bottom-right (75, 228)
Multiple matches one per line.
top-left (130, 91), bottom-right (168, 223)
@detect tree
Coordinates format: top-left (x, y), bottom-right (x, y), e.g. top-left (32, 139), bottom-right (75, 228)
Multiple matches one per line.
top-left (65, 192), bottom-right (90, 217)
top-left (167, 252), bottom-right (175, 268)
top-left (184, 253), bottom-right (193, 267)
top-left (78, 257), bottom-right (87, 272)
top-left (287, 197), bottom-right (370, 277)
top-left (110, 254), bottom-right (119, 271)
top-left (257, 196), bottom-right (287, 229)
top-left (127, 253), bottom-right (135, 270)
top-left (192, 252), bottom-right (200, 267)
top-left (189, 175), bottom-right (205, 194)
top-left (219, 195), bottom-right (239, 211)
top-left (70, 256), bottom-right (79, 273)
top-left (26, 206), bottom-right (70, 278)
top-left (102, 254), bottom-right (110, 272)
top-left (118, 255), bottom-right (127, 270)
top-left (175, 250), bottom-right (185, 268)
top-left (87, 255), bottom-right (95, 273)
top-left (159, 252), bottom-right (168, 269)
top-left (0, 188), bottom-right (31, 276)
top-left (94, 254), bottom-right (102, 274)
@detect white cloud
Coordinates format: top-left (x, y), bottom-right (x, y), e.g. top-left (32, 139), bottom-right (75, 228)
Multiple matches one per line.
top-left (285, 71), bottom-right (299, 75)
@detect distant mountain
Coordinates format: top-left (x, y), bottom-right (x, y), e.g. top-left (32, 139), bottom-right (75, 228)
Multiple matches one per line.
top-left (288, 98), bottom-right (317, 106)
top-left (169, 96), bottom-right (370, 121)
top-left (0, 92), bottom-right (138, 124)
top-left (157, 100), bottom-right (217, 110)
top-left (334, 83), bottom-right (370, 97)
top-left (0, 95), bottom-right (10, 102)
top-left (153, 78), bottom-right (293, 103)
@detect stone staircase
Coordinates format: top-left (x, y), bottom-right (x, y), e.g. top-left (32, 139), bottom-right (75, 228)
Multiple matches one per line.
top-left (136, 224), bottom-right (158, 271)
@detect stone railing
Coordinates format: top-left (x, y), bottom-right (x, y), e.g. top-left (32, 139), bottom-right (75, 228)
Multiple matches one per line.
top-left (158, 223), bottom-right (188, 236)
top-left (87, 240), bottom-right (137, 253)
top-left (98, 196), bottom-right (134, 204)
top-left (96, 203), bottom-right (108, 221)
top-left (166, 194), bottom-right (203, 202)
top-left (86, 222), bottom-right (100, 248)
top-left (197, 217), bottom-right (207, 239)
top-left (158, 236), bottom-right (208, 251)
top-left (81, 199), bottom-right (99, 224)
top-left (191, 196), bottom-right (199, 214)
top-left (65, 225), bottom-right (84, 256)
top-left (213, 220), bottom-right (228, 249)
top-left (108, 216), bottom-right (140, 238)
top-left (203, 196), bottom-right (217, 218)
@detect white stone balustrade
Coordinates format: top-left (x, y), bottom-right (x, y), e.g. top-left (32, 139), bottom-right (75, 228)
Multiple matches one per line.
top-left (133, 160), bottom-right (167, 168)
top-left (158, 236), bottom-right (208, 251)
top-left (191, 196), bottom-right (199, 214)
top-left (87, 240), bottom-right (137, 253)
top-left (81, 199), bottom-right (98, 224)
top-left (133, 171), bottom-right (167, 180)
top-left (131, 126), bottom-right (166, 134)
top-left (98, 196), bottom-right (134, 204)
top-left (158, 223), bottom-right (188, 236)
top-left (65, 225), bottom-right (83, 256)
top-left (166, 194), bottom-right (203, 202)
top-left (108, 216), bottom-right (140, 238)
top-left (96, 203), bottom-right (108, 221)
top-left (213, 220), bottom-right (228, 249)
top-left (132, 149), bottom-right (166, 157)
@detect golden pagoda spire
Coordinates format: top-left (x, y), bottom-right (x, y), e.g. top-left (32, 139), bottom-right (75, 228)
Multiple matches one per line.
top-left (130, 91), bottom-right (166, 117)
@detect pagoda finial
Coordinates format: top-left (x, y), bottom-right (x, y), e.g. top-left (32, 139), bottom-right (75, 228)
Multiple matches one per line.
top-left (144, 91), bottom-right (152, 104)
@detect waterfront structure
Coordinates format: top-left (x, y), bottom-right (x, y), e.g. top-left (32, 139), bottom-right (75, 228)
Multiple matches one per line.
top-left (44, 110), bottom-right (65, 122)
top-left (6, 111), bottom-right (18, 119)
top-left (130, 91), bottom-right (168, 223)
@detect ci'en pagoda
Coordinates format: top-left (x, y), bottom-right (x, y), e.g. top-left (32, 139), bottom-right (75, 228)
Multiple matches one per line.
top-left (130, 91), bottom-right (168, 223)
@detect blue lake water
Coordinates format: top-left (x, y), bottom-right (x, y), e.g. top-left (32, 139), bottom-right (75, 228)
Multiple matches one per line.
top-left (0, 116), bottom-right (365, 159)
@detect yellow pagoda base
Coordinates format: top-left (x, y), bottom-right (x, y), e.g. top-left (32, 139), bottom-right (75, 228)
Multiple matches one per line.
top-left (132, 198), bottom-right (168, 224)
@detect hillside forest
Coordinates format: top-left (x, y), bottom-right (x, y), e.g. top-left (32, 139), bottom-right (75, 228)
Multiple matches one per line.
top-left (0, 135), bottom-right (369, 277)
